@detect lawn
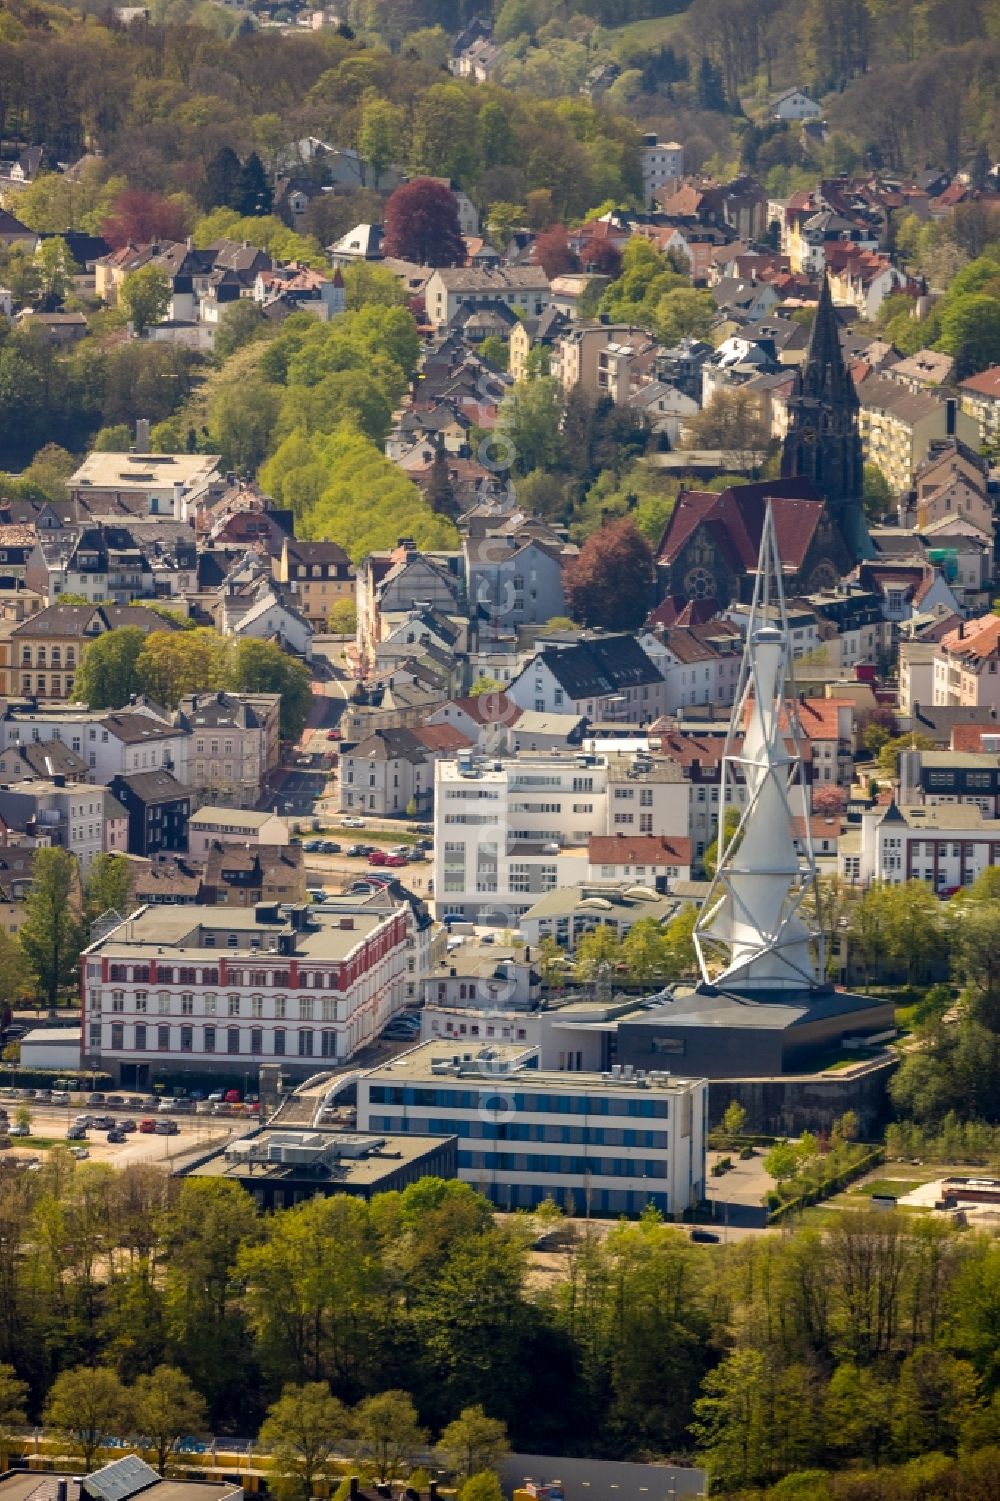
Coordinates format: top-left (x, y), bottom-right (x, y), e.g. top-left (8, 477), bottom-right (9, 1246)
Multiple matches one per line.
top-left (847, 1178), bottom-right (923, 1199)
top-left (605, 10), bottom-right (688, 54)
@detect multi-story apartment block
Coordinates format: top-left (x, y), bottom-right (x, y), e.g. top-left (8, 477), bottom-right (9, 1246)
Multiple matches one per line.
top-left (0, 704), bottom-right (188, 784)
top-left (932, 615), bottom-right (1000, 709)
top-left (0, 777), bottom-right (118, 870)
top-left (175, 691), bottom-right (280, 808)
top-left (81, 898), bottom-right (411, 1085)
top-left (640, 134), bottom-right (683, 207)
top-left (357, 1040), bottom-right (707, 1217)
top-left (856, 380), bottom-right (979, 493)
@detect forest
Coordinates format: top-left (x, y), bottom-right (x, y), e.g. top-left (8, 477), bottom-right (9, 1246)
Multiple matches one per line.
top-left (4, 1162), bottom-right (1000, 1500)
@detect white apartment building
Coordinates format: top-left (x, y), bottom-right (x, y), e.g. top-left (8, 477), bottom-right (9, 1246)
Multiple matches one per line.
top-left (932, 615), bottom-right (1000, 709)
top-left (0, 778), bottom-right (112, 870)
top-left (81, 899), bottom-right (411, 1086)
top-left (357, 1040), bottom-right (708, 1218)
top-left (507, 636), bottom-right (668, 724)
top-left (434, 747), bottom-right (710, 918)
top-left (0, 705), bottom-right (189, 784)
top-left (640, 135), bottom-right (684, 206)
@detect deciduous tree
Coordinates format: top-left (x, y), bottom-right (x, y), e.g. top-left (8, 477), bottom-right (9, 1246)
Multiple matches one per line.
top-left (563, 516), bottom-right (654, 631)
top-left (437, 1406), bottom-right (509, 1481)
top-left (74, 625), bottom-right (146, 709)
top-left (382, 178), bottom-right (465, 267)
top-left (43, 1366), bottom-right (129, 1473)
top-left (19, 846), bottom-right (83, 1015)
top-left (353, 1390), bottom-right (427, 1482)
top-left (131, 1366), bottom-right (207, 1475)
top-left (259, 1382), bottom-right (350, 1501)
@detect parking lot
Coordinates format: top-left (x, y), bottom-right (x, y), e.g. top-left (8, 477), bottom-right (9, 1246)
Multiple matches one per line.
top-left (0, 1102), bottom-right (236, 1166)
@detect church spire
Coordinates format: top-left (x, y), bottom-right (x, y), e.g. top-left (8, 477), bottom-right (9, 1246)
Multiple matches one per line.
top-left (780, 272), bottom-right (872, 559)
top-left (798, 271), bottom-right (856, 409)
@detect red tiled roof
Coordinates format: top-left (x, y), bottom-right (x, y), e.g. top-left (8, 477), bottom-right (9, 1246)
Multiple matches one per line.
top-left (589, 833), bottom-right (693, 866)
top-left (645, 596), bottom-right (720, 629)
top-left (960, 366), bottom-right (1000, 400)
top-left (793, 814), bottom-right (844, 840)
top-left (444, 691), bottom-right (523, 726)
top-left (414, 724), bottom-right (473, 752)
top-left (656, 478), bottom-right (824, 575)
top-left (950, 724), bottom-right (994, 752)
top-left (940, 613), bottom-right (1000, 664)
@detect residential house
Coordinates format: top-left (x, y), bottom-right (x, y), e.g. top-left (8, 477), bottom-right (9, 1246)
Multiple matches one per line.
top-left (0, 208), bottom-right (37, 249)
top-left (509, 307), bottom-right (570, 382)
top-left (327, 223), bottom-right (384, 267)
top-left (187, 806), bottom-right (288, 857)
top-left (175, 691), bottom-right (281, 808)
top-left (463, 534), bottom-right (566, 634)
top-left (0, 778), bottom-right (114, 870)
top-left (507, 636), bottom-right (668, 723)
top-left (843, 800), bottom-right (1000, 892)
top-left (109, 769), bottom-right (191, 856)
top-left (772, 88), bottom-right (823, 121)
top-left (339, 727), bottom-right (436, 816)
top-left (587, 833), bottom-right (692, 886)
top-left (424, 267), bottom-right (551, 329)
top-left (932, 614), bottom-right (1000, 709)
top-left (200, 842), bottom-right (307, 906)
top-left (272, 538), bottom-right (353, 629)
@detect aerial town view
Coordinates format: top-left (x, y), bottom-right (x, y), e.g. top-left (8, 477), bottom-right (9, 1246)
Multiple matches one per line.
top-left (2, 0), bottom-right (1000, 1496)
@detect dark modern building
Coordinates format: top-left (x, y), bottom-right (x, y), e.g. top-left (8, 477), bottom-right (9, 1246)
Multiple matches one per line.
top-left (109, 768), bottom-right (190, 855)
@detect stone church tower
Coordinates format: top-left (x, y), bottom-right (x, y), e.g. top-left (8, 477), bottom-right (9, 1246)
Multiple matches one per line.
top-left (780, 275), bottom-right (873, 561)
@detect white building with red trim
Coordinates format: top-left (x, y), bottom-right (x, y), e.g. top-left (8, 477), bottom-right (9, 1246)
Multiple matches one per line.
top-left (81, 900), bottom-right (410, 1086)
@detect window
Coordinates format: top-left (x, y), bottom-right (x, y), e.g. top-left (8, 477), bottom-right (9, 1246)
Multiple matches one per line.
top-left (250, 1027), bottom-right (263, 1055)
top-left (251, 995), bottom-right (264, 1018)
top-left (180, 1025), bottom-right (193, 1053)
top-left (273, 1029), bottom-right (285, 1056)
top-left (274, 996), bottom-right (287, 1019)
top-left (322, 998), bottom-right (335, 1022)
top-left (228, 995), bottom-right (240, 1016)
top-left (111, 1022), bottom-right (123, 1050)
top-left (227, 1028), bottom-right (240, 1055)
top-left (157, 1025), bottom-right (170, 1050)
top-left (204, 993), bottom-right (217, 1015)
top-left (135, 1023), bottom-right (146, 1050)
top-left (111, 993), bottom-right (124, 1013)
top-left (298, 1030), bottom-right (314, 1057)
top-left (299, 997), bottom-right (314, 1021)
top-left (135, 994), bottom-right (147, 1014)
top-left (321, 1032), bottom-right (337, 1058)
top-left (204, 1026), bottom-right (216, 1053)
top-left (181, 994), bottom-right (193, 1015)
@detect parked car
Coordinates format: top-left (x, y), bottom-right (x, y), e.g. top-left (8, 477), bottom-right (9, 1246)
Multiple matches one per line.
top-left (303, 839), bottom-right (322, 852)
top-left (341, 816), bottom-right (365, 828)
top-left (406, 848), bottom-right (425, 862)
top-left (86, 1092), bottom-right (106, 1105)
top-left (223, 1089), bottom-right (241, 1103)
top-left (66, 1125), bottom-right (88, 1141)
top-left (157, 1097), bottom-right (177, 1112)
top-left (92, 1115), bottom-right (116, 1131)
top-left (415, 824), bottom-right (433, 835)
top-left (327, 729), bottom-right (342, 741)
top-left (345, 844), bottom-right (365, 857)
top-left (690, 1229), bottom-right (720, 1244)
top-left (368, 850), bottom-right (388, 866)
top-left (207, 1091), bottom-right (224, 1103)
top-left (119, 1118), bottom-right (137, 1133)
top-left (8, 1123), bottom-right (28, 1137)
top-left (319, 840), bottom-right (341, 854)
top-left (106, 1094), bottom-right (124, 1107)
top-left (70, 1147), bottom-right (89, 1161)
top-left (73, 1114), bottom-right (92, 1128)
top-left (50, 1090), bottom-right (70, 1105)
top-left (154, 1119), bottom-right (179, 1135)
top-left (106, 1129), bottom-right (126, 1144)
top-left (138, 1118), bottom-right (157, 1133)
top-left (384, 853), bottom-right (408, 867)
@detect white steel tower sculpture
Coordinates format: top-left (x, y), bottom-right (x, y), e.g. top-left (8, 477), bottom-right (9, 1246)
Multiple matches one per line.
top-left (694, 502), bottom-right (823, 991)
